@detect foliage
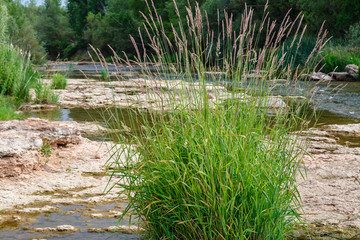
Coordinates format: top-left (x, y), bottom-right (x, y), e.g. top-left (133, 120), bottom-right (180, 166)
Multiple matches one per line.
top-left (36, 0), bottom-right (74, 59)
top-left (320, 46), bottom-right (360, 73)
top-left (297, 0), bottom-right (360, 36)
top-left (6, 0), bottom-right (46, 62)
top-left (0, 95), bottom-right (22, 120)
top-left (105, 1), bottom-right (326, 239)
top-left (280, 36), bottom-right (320, 70)
top-left (347, 21), bottom-right (360, 47)
top-left (84, 0), bottom-right (140, 55)
top-left (51, 73), bottom-right (67, 89)
top-left (67, 0), bottom-right (105, 47)
top-left (40, 139), bottom-right (52, 157)
top-left (34, 79), bottom-right (58, 104)
top-left (0, 43), bottom-right (39, 103)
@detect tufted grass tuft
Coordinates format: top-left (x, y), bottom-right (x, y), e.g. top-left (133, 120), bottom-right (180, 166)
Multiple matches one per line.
top-left (104, 1), bottom-right (328, 239)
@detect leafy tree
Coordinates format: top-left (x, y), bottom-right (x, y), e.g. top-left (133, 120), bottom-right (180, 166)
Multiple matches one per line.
top-left (37, 0), bottom-right (73, 59)
top-left (6, 0), bottom-right (45, 62)
top-left (84, 0), bottom-right (140, 55)
top-left (297, 0), bottom-right (360, 37)
top-left (67, 0), bottom-right (105, 48)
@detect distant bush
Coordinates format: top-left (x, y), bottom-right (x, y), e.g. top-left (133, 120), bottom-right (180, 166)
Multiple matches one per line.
top-left (347, 21), bottom-right (360, 47)
top-left (51, 73), bottom-right (67, 89)
top-left (100, 69), bottom-right (109, 81)
top-left (320, 46), bottom-right (360, 73)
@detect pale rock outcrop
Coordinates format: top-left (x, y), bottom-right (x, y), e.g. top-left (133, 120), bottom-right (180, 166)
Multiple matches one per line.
top-left (298, 124), bottom-right (360, 229)
top-left (0, 118), bottom-right (81, 177)
top-left (345, 64), bottom-right (359, 80)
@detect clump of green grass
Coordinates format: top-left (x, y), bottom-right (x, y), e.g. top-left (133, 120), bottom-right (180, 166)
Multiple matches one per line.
top-left (0, 43), bottom-right (39, 103)
top-left (100, 69), bottom-right (109, 81)
top-left (104, 1), bottom-right (327, 239)
top-left (0, 95), bottom-right (22, 120)
top-left (51, 73), bottom-right (67, 89)
top-left (34, 80), bottom-right (58, 104)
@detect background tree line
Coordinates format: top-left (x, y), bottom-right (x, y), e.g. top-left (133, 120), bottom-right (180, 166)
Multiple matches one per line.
top-left (3, 0), bottom-right (360, 62)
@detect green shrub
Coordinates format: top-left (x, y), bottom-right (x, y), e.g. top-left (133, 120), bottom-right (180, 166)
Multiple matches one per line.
top-left (0, 95), bottom-right (22, 120)
top-left (280, 36), bottom-right (318, 70)
top-left (51, 73), bottom-right (67, 89)
top-left (320, 46), bottom-right (360, 73)
top-left (347, 21), bottom-right (360, 47)
top-left (105, 2), bottom-right (326, 239)
top-left (100, 69), bottom-right (109, 81)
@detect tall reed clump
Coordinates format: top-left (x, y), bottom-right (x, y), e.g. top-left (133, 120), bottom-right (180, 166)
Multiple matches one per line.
top-left (0, 43), bottom-right (39, 103)
top-left (104, 1), bottom-right (328, 239)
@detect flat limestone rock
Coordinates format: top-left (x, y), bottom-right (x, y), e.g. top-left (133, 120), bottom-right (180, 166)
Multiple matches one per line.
top-left (298, 124), bottom-right (360, 230)
top-left (0, 118), bottom-right (81, 177)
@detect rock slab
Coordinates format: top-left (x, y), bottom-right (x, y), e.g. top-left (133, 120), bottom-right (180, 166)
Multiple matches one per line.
top-left (0, 118), bottom-right (81, 177)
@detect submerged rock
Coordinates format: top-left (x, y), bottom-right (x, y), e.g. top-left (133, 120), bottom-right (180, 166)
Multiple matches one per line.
top-left (88, 225), bottom-right (143, 234)
top-left (329, 72), bottom-right (355, 81)
top-left (33, 225), bottom-right (79, 233)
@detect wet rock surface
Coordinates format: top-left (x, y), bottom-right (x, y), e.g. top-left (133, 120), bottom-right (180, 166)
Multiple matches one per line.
top-left (0, 118), bottom-right (137, 239)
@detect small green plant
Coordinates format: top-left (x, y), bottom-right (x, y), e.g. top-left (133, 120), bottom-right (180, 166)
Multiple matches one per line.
top-left (40, 139), bottom-right (52, 158)
top-left (34, 80), bottom-right (59, 104)
top-left (100, 69), bottom-right (109, 81)
top-left (347, 21), bottom-right (360, 47)
top-left (51, 73), bottom-right (67, 89)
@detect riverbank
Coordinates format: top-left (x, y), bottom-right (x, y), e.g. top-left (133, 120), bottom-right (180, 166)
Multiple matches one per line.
top-left (1, 71), bottom-right (360, 238)
top-left (0, 118), bottom-right (140, 239)
top-left (0, 119), bottom-right (359, 239)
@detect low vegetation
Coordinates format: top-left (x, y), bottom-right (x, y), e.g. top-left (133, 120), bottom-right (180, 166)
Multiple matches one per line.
top-left (0, 96), bottom-right (22, 120)
top-left (51, 73), bottom-right (67, 89)
top-left (0, 1), bottom-right (58, 117)
top-left (320, 45), bottom-right (360, 73)
top-left (105, 1), bottom-right (326, 239)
